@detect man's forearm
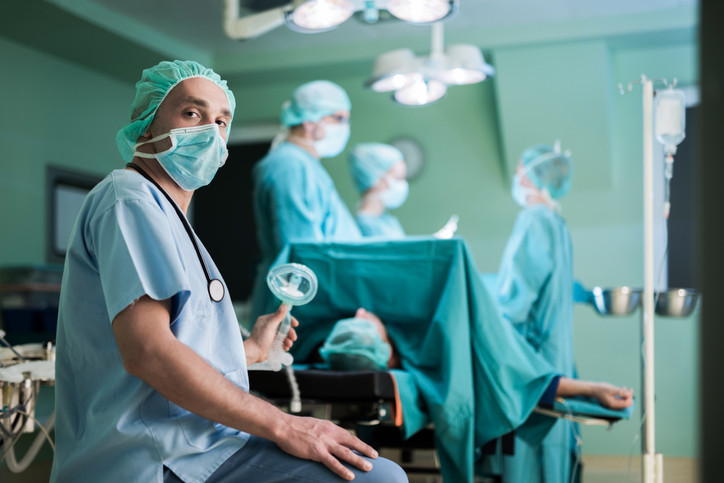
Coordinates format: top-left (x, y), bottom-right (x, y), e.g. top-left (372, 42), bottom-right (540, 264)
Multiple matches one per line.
top-left (113, 296), bottom-right (288, 442)
top-left (132, 335), bottom-right (287, 441)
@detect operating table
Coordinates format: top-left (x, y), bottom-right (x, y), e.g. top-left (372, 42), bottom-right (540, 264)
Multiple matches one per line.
top-left (248, 237), bottom-right (632, 481)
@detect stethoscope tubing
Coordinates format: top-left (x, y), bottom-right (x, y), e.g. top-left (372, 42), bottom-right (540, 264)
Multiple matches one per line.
top-left (126, 163), bottom-right (224, 302)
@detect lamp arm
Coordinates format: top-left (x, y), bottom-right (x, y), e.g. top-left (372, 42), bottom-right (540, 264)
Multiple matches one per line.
top-left (223, 0), bottom-right (288, 40)
top-left (431, 22), bottom-right (445, 59)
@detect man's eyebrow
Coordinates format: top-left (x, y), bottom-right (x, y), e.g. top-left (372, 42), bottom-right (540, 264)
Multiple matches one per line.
top-left (180, 96), bottom-right (208, 107)
top-left (180, 96), bottom-right (231, 117)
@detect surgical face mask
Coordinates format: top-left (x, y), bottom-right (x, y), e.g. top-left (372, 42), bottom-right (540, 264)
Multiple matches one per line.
top-left (314, 122), bottom-right (350, 158)
top-left (133, 123), bottom-right (228, 191)
top-left (512, 172), bottom-right (561, 213)
top-left (378, 177), bottom-right (409, 209)
top-left (511, 173), bottom-right (535, 208)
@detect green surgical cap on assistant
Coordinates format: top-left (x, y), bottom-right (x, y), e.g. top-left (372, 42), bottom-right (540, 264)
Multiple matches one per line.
top-left (115, 60), bottom-right (236, 162)
top-left (319, 318), bottom-right (391, 371)
top-left (348, 143), bottom-right (404, 193)
top-left (520, 143), bottom-right (573, 199)
top-left (280, 80), bottom-right (351, 127)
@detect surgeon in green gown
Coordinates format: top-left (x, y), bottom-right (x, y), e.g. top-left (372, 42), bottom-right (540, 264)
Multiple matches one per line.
top-left (348, 142), bottom-right (408, 239)
top-left (496, 142), bottom-right (580, 483)
top-left (251, 80), bottom-right (362, 319)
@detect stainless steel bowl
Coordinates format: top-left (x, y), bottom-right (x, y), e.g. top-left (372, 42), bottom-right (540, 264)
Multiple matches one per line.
top-left (591, 286), bottom-right (642, 316)
top-left (655, 288), bottom-right (699, 317)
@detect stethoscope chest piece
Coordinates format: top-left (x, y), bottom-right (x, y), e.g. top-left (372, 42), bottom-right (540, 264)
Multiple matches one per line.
top-left (209, 279), bottom-right (225, 303)
top-left (126, 162), bottom-right (226, 303)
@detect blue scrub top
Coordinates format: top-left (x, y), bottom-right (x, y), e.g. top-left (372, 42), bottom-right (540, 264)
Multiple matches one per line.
top-left (51, 169), bottom-right (249, 483)
top-left (496, 204), bottom-right (575, 376)
top-left (356, 212), bottom-right (405, 239)
top-left (251, 142), bottom-right (361, 318)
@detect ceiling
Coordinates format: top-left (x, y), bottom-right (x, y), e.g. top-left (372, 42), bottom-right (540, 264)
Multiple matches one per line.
top-left (56, 0), bottom-right (696, 54)
top-left (1, 0), bottom-right (697, 83)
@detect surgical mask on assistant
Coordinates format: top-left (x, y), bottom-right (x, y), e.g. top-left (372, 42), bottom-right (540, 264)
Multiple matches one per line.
top-left (133, 123), bottom-right (228, 191)
top-left (314, 122), bottom-right (350, 158)
top-left (511, 173), bottom-right (536, 208)
top-left (511, 172), bottom-right (561, 213)
top-left (378, 177), bottom-right (409, 209)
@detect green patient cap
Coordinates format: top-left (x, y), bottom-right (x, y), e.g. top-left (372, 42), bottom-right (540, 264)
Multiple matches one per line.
top-left (319, 318), bottom-right (391, 371)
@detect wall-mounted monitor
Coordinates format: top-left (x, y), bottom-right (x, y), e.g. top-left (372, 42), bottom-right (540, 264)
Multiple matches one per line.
top-left (46, 166), bottom-right (102, 264)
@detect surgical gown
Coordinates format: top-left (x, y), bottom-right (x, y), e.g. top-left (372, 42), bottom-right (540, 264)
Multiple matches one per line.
top-left (356, 212), bottom-right (405, 239)
top-left (251, 141), bottom-right (361, 318)
top-left (51, 170), bottom-right (249, 483)
top-left (496, 204), bottom-right (576, 483)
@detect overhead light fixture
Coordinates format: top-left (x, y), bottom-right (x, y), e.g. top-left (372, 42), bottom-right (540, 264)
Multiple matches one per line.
top-left (223, 0), bottom-right (458, 40)
top-left (386, 0), bottom-right (454, 23)
top-left (394, 78), bottom-right (447, 106)
top-left (365, 22), bottom-right (495, 106)
top-left (286, 0), bottom-right (355, 32)
top-left (436, 44), bottom-right (495, 85)
top-left (366, 49), bottom-right (420, 92)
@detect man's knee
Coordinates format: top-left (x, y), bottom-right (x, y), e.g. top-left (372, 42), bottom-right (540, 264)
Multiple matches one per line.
top-left (352, 456), bottom-right (407, 482)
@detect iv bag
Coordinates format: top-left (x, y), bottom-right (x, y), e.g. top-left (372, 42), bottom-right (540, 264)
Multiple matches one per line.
top-left (655, 87), bottom-right (686, 155)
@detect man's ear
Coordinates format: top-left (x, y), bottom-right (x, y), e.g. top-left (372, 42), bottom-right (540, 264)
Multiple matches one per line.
top-left (138, 128), bottom-right (152, 142)
top-left (304, 120), bottom-right (324, 140)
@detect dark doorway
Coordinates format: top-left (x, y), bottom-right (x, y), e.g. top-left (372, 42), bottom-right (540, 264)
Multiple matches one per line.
top-left (667, 105), bottom-right (698, 289)
top-left (192, 141), bottom-right (271, 302)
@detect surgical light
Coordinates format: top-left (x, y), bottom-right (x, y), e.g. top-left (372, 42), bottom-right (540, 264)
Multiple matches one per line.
top-left (366, 49), bottom-right (420, 92)
top-left (386, 0), bottom-right (456, 23)
top-left (366, 23), bottom-right (495, 106)
top-left (222, 0), bottom-right (459, 40)
top-left (393, 77), bottom-right (447, 106)
top-left (436, 44), bottom-right (495, 85)
top-left (286, 0), bottom-right (355, 32)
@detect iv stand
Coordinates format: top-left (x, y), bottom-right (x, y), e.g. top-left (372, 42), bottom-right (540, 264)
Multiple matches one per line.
top-left (641, 78), bottom-right (663, 483)
top-left (620, 74), bottom-right (671, 483)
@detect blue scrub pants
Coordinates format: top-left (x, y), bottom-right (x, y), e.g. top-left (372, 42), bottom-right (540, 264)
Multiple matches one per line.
top-left (164, 435), bottom-right (408, 482)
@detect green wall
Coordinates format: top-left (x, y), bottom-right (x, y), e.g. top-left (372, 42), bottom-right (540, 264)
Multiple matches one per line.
top-left (0, 5), bottom-right (699, 459)
top-left (0, 36), bottom-right (134, 264)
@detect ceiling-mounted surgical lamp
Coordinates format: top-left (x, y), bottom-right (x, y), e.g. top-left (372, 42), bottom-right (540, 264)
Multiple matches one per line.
top-left (394, 77), bottom-right (448, 106)
top-left (365, 22), bottom-right (494, 106)
top-left (223, 0), bottom-right (458, 40)
top-left (386, 0), bottom-right (454, 23)
top-left (286, 0), bottom-right (356, 32)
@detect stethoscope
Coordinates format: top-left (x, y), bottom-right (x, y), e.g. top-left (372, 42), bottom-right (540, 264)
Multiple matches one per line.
top-left (126, 163), bottom-right (225, 302)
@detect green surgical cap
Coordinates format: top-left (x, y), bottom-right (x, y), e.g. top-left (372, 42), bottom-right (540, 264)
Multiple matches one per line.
top-left (116, 60), bottom-right (236, 162)
top-left (348, 143), bottom-right (404, 193)
top-left (520, 143), bottom-right (573, 200)
top-left (280, 80), bottom-right (351, 127)
top-left (319, 318), bottom-right (391, 371)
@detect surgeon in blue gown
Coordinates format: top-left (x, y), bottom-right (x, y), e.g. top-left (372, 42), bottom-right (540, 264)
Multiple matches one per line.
top-left (495, 142), bottom-right (581, 483)
top-left (348, 142), bottom-right (408, 238)
top-left (51, 61), bottom-right (405, 483)
top-left (251, 80), bottom-right (362, 319)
